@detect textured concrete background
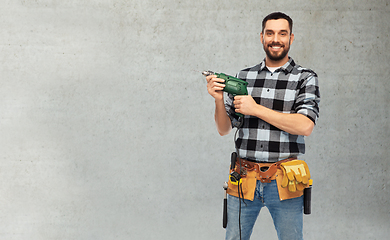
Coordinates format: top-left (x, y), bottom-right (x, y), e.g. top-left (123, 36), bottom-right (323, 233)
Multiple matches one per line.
top-left (0, 1), bottom-right (389, 239)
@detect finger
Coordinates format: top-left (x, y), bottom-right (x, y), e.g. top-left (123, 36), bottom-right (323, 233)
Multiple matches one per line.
top-left (208, 83), bottom-right (225, 92)
top-left (295, 169), bottom-right (303, 183)
top-left (281, 167), bottom-right (289, 188)
top-left (212, 77), bottom-right (225, 84)
top-left (286, 169), bottom-right (295, 181)
top-left (210, 82), bottom-right (225, 89)
top-left (298, 168), bottom-right (308, 184)
top-left (288, 180), bottom-right (297, 192)
top-left (211, 86), bottom-right (224, 91)
top-left (205, 75), bottom-right (216, 83)
top-left (301, 175), bottom-right (309, 185)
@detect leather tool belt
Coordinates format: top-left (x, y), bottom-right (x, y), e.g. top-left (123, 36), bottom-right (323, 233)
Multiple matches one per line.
top-left (236, 158), bottom-right (295, 183)
top-left (227, 157), bottom-right (311, 201)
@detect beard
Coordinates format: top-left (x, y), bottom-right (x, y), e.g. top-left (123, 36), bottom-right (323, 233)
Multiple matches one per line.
top-left (263, 41), bottom-right (291, 62)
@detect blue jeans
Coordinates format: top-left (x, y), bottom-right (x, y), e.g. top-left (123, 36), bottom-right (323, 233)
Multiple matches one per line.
top-left (225, 180), bottom-right (303, 240)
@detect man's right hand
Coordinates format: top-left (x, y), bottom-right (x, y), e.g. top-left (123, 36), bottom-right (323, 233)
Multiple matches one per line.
top-left (205, 74), bottom-right (232, 136)
top-left (206, 75), bottom-right (225, 101)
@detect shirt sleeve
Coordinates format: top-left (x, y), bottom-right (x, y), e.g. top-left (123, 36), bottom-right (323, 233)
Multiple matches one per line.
top-left (294, 72), bottom-right (320, 124)
top-left (224, 93), bottom-right (242, 127)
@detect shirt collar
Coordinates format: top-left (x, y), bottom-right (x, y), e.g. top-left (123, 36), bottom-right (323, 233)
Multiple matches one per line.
top-left (259, 57), bottom-right (295, 74)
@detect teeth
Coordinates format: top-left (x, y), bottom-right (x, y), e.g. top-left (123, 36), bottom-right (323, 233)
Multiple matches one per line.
top-left (271, 46), bottom-right (281, 49)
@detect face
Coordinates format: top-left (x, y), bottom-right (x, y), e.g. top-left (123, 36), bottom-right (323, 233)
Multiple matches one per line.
top-left (261, 19), bottom-right (294, 65)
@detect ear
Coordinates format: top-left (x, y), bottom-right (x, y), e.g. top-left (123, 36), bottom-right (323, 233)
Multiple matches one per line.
top-left (290, 33), bottom-right (295, 45)
top-left (260, 32), bottom-right (264, 44)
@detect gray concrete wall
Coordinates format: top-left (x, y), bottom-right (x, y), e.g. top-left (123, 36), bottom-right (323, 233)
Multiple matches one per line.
top-left (0, 1), bottom-right (389, 239)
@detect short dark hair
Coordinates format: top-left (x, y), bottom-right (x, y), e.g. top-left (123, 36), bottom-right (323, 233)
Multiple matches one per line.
top-left (262, 12), bottom-right (293, 34)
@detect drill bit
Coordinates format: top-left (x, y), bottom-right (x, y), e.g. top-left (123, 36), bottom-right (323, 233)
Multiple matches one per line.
top-left (202, 70), bottom-right (215, 77)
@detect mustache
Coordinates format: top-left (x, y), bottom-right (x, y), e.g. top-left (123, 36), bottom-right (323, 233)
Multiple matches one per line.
top-left (268, 42), bottom-right (284, 47)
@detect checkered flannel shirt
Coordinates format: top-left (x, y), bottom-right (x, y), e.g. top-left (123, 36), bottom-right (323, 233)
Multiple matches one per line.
top-left (225, 57), bottom-right (320, 162)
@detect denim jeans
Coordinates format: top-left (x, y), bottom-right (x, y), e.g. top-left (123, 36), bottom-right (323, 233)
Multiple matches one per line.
top-left (225, 180), bottom-right (303, 240)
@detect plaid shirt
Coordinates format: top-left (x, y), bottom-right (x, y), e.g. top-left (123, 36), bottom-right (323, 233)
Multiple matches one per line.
top-left (225, 57), bottom-right (320, 162)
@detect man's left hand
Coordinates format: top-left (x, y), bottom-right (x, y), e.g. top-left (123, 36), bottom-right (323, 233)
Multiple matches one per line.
top-left (233, 95), bottom-right (259, 116)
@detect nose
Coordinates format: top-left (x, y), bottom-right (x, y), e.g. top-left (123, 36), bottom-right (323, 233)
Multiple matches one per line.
top-left (272, 34), bottom-right (280, 43)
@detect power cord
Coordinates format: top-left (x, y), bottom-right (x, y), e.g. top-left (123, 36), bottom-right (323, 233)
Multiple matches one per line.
top-left (234, 117), bottom-right (245, 240)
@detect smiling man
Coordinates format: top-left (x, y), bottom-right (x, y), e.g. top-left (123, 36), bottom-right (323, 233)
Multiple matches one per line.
top-left (206, 12), bottom-right (320, 240)
top-left (262, 16), bottom-right (293, 64)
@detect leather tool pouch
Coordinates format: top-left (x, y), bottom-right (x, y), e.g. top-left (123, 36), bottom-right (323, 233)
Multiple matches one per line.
top-left (226, 164), bottom-right (257, 201)
top-left (276, 160), bottom-right (311, 201)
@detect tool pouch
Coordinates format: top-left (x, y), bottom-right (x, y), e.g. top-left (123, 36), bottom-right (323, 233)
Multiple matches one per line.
top-left (226, 165), bottom-right (257, 201)
top-left (276, 160), bottom-right (311, 201)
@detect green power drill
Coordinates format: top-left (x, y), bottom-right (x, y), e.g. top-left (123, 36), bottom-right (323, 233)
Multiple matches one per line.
top-left (202, 71), bottom-right (248, 117)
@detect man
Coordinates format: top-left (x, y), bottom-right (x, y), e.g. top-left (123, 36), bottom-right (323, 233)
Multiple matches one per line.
top-left (206, 12), bottom-right (320, 240)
